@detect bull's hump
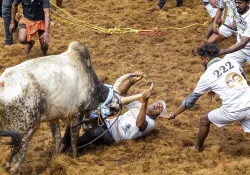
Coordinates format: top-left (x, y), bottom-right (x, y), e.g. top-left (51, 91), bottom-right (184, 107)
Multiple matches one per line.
top-left (67, 41), bottom-right (91, 67)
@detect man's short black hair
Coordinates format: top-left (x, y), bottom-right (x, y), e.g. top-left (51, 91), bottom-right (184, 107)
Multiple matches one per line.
top-left (198, 43), bottom-right (220, 59)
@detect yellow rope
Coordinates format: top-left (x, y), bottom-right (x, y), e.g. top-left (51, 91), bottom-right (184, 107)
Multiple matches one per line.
top-left (97, 111), bottom-right (104, 126)
top-left (50, 10), bottom-right (109, 33)
top-left (50, 2), bottom-right (209, 35)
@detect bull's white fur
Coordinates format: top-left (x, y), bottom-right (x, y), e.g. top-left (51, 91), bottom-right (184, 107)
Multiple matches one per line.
top-left (0, 42), bottom-right (92, 122)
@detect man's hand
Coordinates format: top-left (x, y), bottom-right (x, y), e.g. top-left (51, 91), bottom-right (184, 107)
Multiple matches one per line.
top-left (213, 23), bottom-right (219, 34)
top-left (9, 23), bottom-right (15, 33)
top-left (159, 113), bottom-right (175, 120)
top-left (141, 89), bottom-right (151, 100)
top-left (231, 22), bottom-right (237, 30)
top-left (40, 32), bottom-right (50, 44)
top-left (129, 71), bottom-right (144, 84)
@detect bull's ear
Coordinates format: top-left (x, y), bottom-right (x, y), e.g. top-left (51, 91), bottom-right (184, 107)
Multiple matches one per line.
top-left (113, 73), bottom-right (135, 94)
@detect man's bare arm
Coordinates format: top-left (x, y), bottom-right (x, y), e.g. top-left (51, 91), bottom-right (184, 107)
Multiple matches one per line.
top-left (9, 2), bottom-right (18, 32)
top-left (220, 36), bottom-right (250, 56)
top-left (42, 8), bottom-right (50, 44)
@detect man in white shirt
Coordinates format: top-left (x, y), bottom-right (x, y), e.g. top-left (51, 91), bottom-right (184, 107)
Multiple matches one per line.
top-left (59, 72), bottom-right (167, 152)
top-left (219, 0), bottom-right (250, 66)
top-left (208, 0), bottom-right (250, 67)
top-left (167, 43), bottom-right (250, 151)
top-left (207, 0), bottom-right (240, 43)
top-left (203, 0), bottom-right (222, 39)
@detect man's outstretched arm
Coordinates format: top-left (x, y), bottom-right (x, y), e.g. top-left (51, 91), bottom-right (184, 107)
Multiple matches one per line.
top-left (167, 92), bottom-right (202, 119)
top-left (119, 71), bottom-right (144, 96)
top-left (9, 2), bottom-right (18, 32)
top-left (220, 36), bottom-right (250, 56)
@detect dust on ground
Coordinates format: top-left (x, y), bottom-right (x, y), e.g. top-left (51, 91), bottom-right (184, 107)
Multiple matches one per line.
top-left (0, 0), bottom-right (250, 174)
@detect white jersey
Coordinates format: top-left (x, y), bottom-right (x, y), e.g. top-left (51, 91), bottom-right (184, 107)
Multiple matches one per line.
top-left (105, 101), bottom-right (155, 142)
top-left (219, 0), bottom-right (246, 30)
top-left (236, 9), bottom-right (250, 53)
top-left (194, 58), bottom-right (250, 113)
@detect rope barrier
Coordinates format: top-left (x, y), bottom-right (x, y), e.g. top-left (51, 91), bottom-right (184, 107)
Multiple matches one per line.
top-left (50, 1), bottom-right (209, 35)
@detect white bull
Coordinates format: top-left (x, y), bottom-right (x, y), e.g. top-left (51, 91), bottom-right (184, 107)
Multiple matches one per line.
top-left (0, 41), bottom-right (146, 174)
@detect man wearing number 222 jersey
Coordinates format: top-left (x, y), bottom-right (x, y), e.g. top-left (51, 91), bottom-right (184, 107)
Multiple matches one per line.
top-left (167, 43), bottom-right (250, 151)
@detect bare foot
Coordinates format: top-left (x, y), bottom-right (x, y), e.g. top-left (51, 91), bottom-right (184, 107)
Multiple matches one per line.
top-left (190, 146), bottom-right (203, 152)
top-left (4, 44), bottom-right (12, 48)
top-left (25, 40), bottom-right (35, 55)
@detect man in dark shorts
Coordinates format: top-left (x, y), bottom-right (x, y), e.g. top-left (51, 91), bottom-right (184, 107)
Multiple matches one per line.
top-left (10, 0), bottom-right (50, 55)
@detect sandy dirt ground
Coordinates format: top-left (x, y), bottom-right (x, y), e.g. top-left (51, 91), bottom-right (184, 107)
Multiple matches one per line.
top-left (1, 0), bottom-right (250, 174)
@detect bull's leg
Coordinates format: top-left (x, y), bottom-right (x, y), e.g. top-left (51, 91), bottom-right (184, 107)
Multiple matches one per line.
top-left (70, 118), bottom-right (81, 158)
top-left (9, 125), bottom-right (40, 175)
top-left (5, 150), bottom-right (15, 170)
top-left (50, 119), bottom-right (61, 154)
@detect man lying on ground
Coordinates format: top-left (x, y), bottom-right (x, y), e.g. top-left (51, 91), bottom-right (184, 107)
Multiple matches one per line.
top-left (166, 43), bottom-right (250, 151)
top-left (59, 71), bottom-right (167, 153)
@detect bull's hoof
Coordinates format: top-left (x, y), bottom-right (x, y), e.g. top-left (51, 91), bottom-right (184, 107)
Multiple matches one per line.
top-left (2, 162), bottom-right (10, 170)
top-left (10, 168), bottom-right (20, 175)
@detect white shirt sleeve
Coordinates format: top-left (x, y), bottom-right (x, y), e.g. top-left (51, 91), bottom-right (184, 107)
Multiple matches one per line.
top-left (194, 75), bottom-right (210, 94)
top-left (242, 24), bottom-right (250, 38)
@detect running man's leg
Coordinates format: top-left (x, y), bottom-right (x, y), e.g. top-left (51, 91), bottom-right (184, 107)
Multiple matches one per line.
top-left (18, 23), bottom-right (35, 55)
top-left (38, 30), bottom-right (49, 56)
top-left (194, 113), bottom-right (212, 151)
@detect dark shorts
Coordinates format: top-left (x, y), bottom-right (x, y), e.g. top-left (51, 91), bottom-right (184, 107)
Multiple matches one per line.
top-left (19, 23), bottom-right (44, 36)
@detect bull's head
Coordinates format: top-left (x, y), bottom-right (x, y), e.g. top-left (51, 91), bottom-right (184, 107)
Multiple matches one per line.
top-left (102, 73), bottom-right (153, 118)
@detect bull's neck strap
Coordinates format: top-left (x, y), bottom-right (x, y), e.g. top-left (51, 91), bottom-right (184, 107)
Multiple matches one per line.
top-left (101, 86), bottom-right (114, 118)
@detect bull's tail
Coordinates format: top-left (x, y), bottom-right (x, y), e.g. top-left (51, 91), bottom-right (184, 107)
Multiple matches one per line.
top-left (0, 130), bottom-right (20, 147)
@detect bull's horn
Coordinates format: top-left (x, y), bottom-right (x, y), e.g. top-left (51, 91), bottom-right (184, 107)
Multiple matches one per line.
top-left (113, 73), bottom-right (135, 93)
top-left (121, 83), bottom-right (153, 105)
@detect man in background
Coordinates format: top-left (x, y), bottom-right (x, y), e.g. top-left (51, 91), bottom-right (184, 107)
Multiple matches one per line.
top-left (10, 0), bottom-right (50, 55)
top-left (2, 0), bottom-right (18, 47)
